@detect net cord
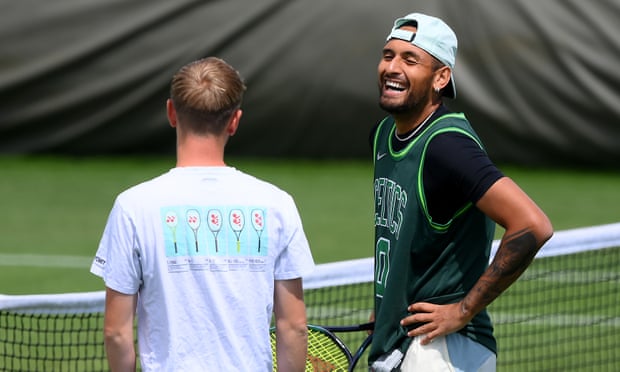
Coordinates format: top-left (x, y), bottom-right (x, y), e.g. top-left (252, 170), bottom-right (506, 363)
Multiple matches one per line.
top-left (1, 222), bottom-right (619, 314)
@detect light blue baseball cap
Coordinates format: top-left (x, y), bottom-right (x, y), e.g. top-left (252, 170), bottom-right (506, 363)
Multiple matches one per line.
top-left (386, 13), bottom-right (458, 98)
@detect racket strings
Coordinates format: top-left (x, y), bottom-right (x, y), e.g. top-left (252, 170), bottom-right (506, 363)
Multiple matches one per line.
top-left (271, 328), bottom-right (350, 372)
top-left (307, 330), bottom-right (349, 371)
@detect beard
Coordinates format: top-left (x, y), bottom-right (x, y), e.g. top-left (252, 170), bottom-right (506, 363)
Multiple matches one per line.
top-left (378, 93), bottom-right (424, 114)
top-left (379, 86), bottom-right (432, 115)
top-left (377, 74), bottom-right (434, 115)
top-left (379, 100), bottom-right (410, 114)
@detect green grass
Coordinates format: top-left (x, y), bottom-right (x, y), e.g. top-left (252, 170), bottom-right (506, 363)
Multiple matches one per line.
top-left (488, 246), bottom-right (620, 371)
top-left (0, 155), bottom-right (619, 295)
top-left (1, 156), bottom-right (618, 371)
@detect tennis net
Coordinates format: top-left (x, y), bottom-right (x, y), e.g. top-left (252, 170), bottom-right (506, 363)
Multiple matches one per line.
top-left (1, 222), bottom-right (619, 371)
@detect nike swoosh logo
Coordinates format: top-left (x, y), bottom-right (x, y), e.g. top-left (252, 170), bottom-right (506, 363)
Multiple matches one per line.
top-left (376, 152), bottom-right (387, 161)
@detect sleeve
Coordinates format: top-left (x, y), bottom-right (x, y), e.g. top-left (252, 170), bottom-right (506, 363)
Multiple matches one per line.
top-left (90, 197), bottom-right (142, 295)
top-left (273, 193), bottom-right (315, 281)
top-left (424, 132), bottom-right (504, 223)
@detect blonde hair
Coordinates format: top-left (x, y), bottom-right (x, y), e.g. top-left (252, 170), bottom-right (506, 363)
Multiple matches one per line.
top-left (170, 57), bottom-right (246, 135)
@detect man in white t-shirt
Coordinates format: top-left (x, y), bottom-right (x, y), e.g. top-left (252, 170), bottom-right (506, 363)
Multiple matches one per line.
top-left (91, 57), bottom-right (315, 372)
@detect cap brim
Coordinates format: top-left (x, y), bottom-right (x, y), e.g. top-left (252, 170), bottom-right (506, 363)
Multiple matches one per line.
top-left (444, 75), bottom-right (456, 98)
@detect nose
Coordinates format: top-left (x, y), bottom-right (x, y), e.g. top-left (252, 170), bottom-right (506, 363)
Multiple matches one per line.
top-left (388, 57), bottom-right (400, 71)
top-left (381, 57), bottom-right (401, 75)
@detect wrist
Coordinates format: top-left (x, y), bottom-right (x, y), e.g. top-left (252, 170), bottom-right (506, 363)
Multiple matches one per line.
top-left (460, 301), bottom-right (471, 318)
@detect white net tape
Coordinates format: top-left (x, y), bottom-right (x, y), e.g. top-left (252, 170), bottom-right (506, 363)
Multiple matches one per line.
top-left (2, 222), bottom-right (619, 314)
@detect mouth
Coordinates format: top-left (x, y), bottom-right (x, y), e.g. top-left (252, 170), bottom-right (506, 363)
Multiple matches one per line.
top-left (384, 80), bottom-right (406, 92)
top-left (380, 78), bottom-right (408, 100)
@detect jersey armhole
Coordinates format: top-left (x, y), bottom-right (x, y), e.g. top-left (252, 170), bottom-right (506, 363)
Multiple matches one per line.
top-left (372, 117), bottom-right (391, 164)
top-left (418, 127), bottom-right (484, 231)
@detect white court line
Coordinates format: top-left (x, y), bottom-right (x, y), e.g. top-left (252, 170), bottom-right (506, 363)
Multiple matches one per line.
top-left (306, 306), bottom-right (620, 328)
top-left (0, 253), bottom-right (91, 268)
top-left (491, 312), bottom-right (620, 327)
top-left (523, 268), bottom-right (620, 284)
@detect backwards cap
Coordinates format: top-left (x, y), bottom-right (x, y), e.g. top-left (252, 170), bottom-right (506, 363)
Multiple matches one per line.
top-left (386, 13), bottom-right (457, 98)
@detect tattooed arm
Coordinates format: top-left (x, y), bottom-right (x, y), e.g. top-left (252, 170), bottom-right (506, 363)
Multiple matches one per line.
top-left (401, 177), bottom-right (553, 344)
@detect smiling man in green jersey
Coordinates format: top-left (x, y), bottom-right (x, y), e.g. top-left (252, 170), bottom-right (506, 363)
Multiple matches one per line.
top-left (368, 13), bottom-right (553, 372)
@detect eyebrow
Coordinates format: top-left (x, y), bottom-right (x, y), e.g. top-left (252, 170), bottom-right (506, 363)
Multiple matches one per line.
top-left (382, 47), bottom-right (424, 62)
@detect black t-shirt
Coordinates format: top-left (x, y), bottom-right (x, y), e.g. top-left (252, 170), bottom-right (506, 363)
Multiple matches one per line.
top-left (370, 105), bottom-right (504, 224)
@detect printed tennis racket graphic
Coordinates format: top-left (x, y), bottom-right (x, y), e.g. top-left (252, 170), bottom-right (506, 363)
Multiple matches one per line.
top-left (271, 322), bottom-right (374, 372)
top-left (229, 209), bottom-right (245, 253)
top-left (186, 209), bottom-right (201, 252)
top-left (250, 209), bottom-right (265, 252)
top-left (164, 211), bottom-right (179, 254)
top-left (207, 209), bottom-right (222, 252)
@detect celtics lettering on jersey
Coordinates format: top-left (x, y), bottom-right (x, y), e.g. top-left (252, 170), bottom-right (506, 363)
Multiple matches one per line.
top-left (374, 177), bottom-right (408, 298)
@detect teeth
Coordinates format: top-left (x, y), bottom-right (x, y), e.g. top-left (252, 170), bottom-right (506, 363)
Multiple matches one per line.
top-left (386, 81), bottom-right (405, 90)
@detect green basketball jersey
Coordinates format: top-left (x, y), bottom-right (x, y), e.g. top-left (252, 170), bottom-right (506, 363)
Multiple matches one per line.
top-left (369, 113), bottom-right (497, 363)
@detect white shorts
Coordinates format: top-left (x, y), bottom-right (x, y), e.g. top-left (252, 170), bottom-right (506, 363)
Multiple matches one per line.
top-left (400, 333), bottom-right (496, 372)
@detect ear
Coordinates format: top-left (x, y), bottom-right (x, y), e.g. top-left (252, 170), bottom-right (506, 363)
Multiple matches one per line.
top-left (227, 109), bottom-right (243, 136)
top-left (433, 66), bottom-right (452, 92)
top-left (166, 99), bottom-right (177, 128)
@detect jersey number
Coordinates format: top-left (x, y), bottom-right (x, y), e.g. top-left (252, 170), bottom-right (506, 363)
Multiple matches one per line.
top-left (375, 238), bottom-right (391, 298)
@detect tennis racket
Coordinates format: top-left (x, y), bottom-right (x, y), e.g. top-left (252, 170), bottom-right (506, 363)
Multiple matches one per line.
top-left (164, 211), bottom-right (179, 254)
top-left (207, 209), bottom-right (222, 252)
top-left (271, 322), bottom-right (374, 372)
top-left (251, 208), bottom-right (265, 252)
top-left (229, 209), bottom-right (245, 253)
top-left (186, 209), bottom-right (201, 252)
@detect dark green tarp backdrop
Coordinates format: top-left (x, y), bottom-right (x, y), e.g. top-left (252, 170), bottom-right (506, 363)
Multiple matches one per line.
top-left (1, 0), bottom-right (619, 168)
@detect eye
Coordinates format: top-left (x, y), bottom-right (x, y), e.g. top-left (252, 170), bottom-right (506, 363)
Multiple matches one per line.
top-left (405, 58), bottom-right (420, 66)
top-left (382, 52), bottom-right (394, 61)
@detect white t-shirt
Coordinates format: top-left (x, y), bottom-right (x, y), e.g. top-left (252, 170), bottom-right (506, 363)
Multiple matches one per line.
top-left (91, 167), bottom-right (315, 371)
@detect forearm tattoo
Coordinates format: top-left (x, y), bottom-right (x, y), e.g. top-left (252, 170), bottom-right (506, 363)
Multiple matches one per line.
top-left (468, 229), bottom-right (539, 311)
